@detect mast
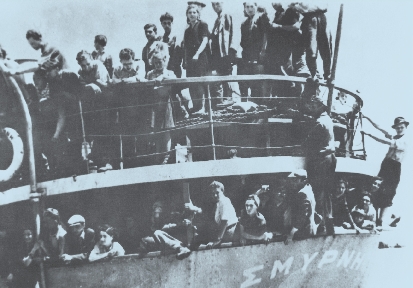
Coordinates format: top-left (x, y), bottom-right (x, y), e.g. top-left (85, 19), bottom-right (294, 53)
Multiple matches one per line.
top-left (327, 4), bottom-right (344, 114)
top-left (9, 77), bottom-right (47, 288)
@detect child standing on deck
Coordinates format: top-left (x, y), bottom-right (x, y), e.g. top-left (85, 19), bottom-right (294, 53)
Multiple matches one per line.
top-left (89, 225), bottom-right (124, 262)
top-left (146, 42), bottom-right (176, 164)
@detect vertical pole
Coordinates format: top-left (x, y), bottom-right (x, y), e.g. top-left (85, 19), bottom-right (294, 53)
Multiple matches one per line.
top-left (360, 112), bottom-right (367, 159)
top-left (206, 84), bottom-right (216, 160)
top-left (9, 77), bottom-right (46, 288)
top-left (327, 4), bottom-right (344, 115)
top-left (78, 100), bottom-right (89, 174)
top-left (119, 135), bottom-right (124, 170)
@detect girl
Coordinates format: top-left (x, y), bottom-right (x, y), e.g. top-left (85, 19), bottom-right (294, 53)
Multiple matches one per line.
top-left (183, 4), bottom-right (210, 114)
top-left (89, 225), bottom-right (124, 262)
top-left (146, 44), bottom-right (176, 164)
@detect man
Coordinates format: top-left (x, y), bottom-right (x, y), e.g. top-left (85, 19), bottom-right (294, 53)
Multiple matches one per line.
top-left (302, 79), bottom-right (336, 235)
top-left (139, 201), bottom-right (192, 259)
top-left (159, 12), bottom-right (190, 118)
top-left (266, 4), bottom-right (310, 97)
top-left (362, 116), bottom-right (409, 227)
top-left (239, 195), bottom-right (272, 245)
top-left (260, 182), bottom-right (292, 236)
top-left (238, 2), bottom-right (269, 104)
top-left (205, 181), bottom-right (238, 248)
top-left (289, 3), bottom-right (331, 80)
top-left (61, 215), bottom-right (95, 264)
top-left (142, 24), bottom-right (162, 75)
top-left (210, 2), bottom-right (236, 108)
top-left (92, 35), bottom-right (113, 78)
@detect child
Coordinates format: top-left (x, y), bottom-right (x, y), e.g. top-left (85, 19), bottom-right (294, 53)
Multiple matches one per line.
top-left (112, 48), bottom-right (145, 84)
top-left (351, 209), bottom-right (375, 231)
top-left (146, 43), bottom-right (176, 164)
top-left (332, 179), bottom-right (360, 232)
top-left (89, 225), bottom-right (124, 262)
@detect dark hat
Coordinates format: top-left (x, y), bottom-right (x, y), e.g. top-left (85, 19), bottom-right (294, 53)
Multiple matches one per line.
top-left (188, 1), bottom-right (206, 8)
top-left (392, 117), bottom-right (409, 128)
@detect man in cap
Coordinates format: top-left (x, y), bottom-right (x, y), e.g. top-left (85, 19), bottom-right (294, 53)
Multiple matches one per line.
top-left (61, 215), bottom-right (95, 264)
top-left (362, 115), bottom-right (409, 227)
top-left (302, 79), bottom-right (336, 235)
top-left (209, 2), bottom-right (237, 108)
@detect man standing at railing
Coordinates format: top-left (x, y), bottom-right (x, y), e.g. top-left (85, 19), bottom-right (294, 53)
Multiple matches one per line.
top-left (209, 2), bottom-right (237, 108)
top-left (302, 80), bottom-right (336, 235)
top-left (238, 2), bottom-right (269, 104)
top-left (142, 24), bottom-right (162, 75)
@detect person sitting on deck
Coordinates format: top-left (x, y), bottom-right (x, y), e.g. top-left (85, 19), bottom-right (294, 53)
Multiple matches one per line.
top-left (204, 181), bottom-right (239, 248)
top-left (362, 115), bottom-right (409, 228)
top-left (89, 225), bottom-right (124, 262)
top-left (60, 215), bottom-right (95, 264)
top-left (332, 178), bottom-right (360, 232)
top-left (239, 195), bottom-right (272, 245)
top-left (40, 208), bottom-right (66, 262)
top-left (112, 48), bottom-right (145, 84)
top-left (92, 35), bottom-right (113, 78)
top-left (351, 208), bottom-right (375, 232)
top-left (139, 201), bottom-right (192, 259)
top-left (146, 44), bottom-right (176, 164)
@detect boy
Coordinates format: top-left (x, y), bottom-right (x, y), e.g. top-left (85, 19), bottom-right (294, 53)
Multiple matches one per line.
top-left (112, 48), bottom-right (145, 84)
top-left (92, 35), bottom-right (113, 78)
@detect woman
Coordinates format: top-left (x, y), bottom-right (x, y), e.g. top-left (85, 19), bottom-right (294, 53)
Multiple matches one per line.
top-left (332, 179), bottom-right (360, 232)
top-left (183, 4), bottom-right (210, 114)
top-left (7, 229), bottom-right (40, 288)
top-left (89, 225), bottom-right (124, 262)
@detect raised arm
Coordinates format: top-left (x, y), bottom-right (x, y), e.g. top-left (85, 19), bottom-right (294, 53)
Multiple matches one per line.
top-left (362, 114), bottom-right (392, 139)
top-left (362, 131), bottom-right (391, 145)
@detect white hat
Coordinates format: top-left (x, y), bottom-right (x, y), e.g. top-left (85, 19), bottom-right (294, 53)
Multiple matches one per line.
top-left (67, 215), bottom-right (85, 226)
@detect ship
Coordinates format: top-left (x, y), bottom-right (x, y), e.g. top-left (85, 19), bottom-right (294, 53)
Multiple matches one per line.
top-left (0, 4), bottom-right (407, 288)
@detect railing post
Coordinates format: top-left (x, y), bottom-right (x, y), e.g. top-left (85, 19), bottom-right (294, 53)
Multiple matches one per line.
top-left (327, 4), bottom-right (344, 115)
top-left (78, 99), bottom-right (89, 174)
top-left (119, 135), bottom-right (124, 169)
top-left (206, 84), bottom-right (216, 160)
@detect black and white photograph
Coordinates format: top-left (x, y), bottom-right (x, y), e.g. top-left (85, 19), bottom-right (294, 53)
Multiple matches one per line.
top-left (0, 0), bottom-right (412, 287)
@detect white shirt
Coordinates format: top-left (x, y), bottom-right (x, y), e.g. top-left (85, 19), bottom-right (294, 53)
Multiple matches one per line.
top-left (386, 134), bottom-right (408, 163)
top-left (214, 196), bottom-right (238, 226)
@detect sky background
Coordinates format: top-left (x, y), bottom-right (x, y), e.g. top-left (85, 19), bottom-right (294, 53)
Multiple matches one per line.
top-left (1, 0), bottom-right (412, 216)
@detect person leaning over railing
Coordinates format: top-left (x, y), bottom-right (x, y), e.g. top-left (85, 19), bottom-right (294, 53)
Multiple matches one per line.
top-left (89, 225), bottom-right (124, 262)
top-left (92, 35), bottom-right (114, 78)
top-left (239, 195), bottom-right (272, 245)
top-left (60, 215), bottom-right (95, 265)
top-left (76, 50), bottom-right (115, 172)
top-left (112, 48), bottom-right (146, 84)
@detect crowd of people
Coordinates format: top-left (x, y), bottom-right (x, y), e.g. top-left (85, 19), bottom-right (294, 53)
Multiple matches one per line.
top-left (2, 171), bottom-right (406, 287)
top-left (0, 2), bottom-right (336, 180)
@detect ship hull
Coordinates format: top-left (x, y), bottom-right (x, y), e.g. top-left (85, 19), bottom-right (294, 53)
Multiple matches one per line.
top-left (46, 234), bottom-right (379, 288)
